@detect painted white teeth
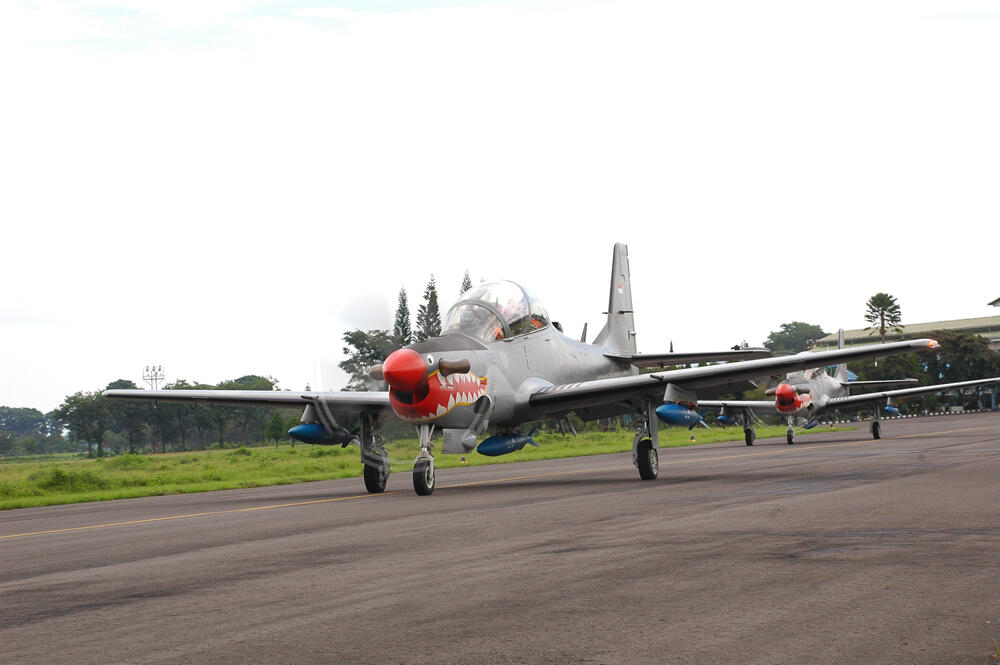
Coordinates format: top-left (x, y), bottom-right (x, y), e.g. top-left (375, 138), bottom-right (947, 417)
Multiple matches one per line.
top-left (447, 394), bottom-right (455, 409)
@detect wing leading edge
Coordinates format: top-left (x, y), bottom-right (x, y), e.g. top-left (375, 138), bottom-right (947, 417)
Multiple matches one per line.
top-left (103, 389), bottom-right (391, 417)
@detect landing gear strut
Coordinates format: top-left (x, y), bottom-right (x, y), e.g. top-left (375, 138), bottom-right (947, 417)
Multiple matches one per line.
top-left (870, 415), bottom-right (881, 440)
top-left (413, 424), bottom-right (435, 495)
top-left (633, 400), bottom-right (659, 480)
top-left (359, 413), bottom-right (389, 493)
top-left (786, 417), bottom-right (795, 445)
top-left (742, 409), bottom-right (756, 446)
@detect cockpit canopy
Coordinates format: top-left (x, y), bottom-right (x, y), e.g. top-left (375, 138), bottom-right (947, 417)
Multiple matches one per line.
top-left (442, 280), bottom-right (549, 343)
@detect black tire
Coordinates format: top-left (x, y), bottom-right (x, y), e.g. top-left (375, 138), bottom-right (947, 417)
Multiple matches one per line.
top-left (363, 457), bottom-right (389, 493)
top-left (744, 429), bottom-right (756, 446)
top-left (872, 421), bottom-right (881, 440)
top-left (413, 458), bottom-right (435, 495)
top-left (636, 438), bottom-right (658, 480)
top-left (786, 429), bottom-right (795, 445)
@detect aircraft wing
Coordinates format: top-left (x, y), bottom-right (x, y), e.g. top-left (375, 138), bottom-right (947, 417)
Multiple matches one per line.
top-left (606, 348), bottom-right (771, 368)
top-left (529, 339), bottom-right (940, 414)
top-left (824, 377), bottom-right (1000, 410)
top-left (103, 389), bottom-right (391, 418)
top-left (696, 399), bottom-right (776, 410)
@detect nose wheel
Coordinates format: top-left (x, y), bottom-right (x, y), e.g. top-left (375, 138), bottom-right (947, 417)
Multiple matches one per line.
top-left (413, 424), bottom-right (436, 495)
top-left (413, 457), bottom-right (435, 495)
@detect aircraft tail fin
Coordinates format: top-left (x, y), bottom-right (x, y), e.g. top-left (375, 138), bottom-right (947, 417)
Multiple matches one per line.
top-left (593, 243), bottom-right (636, 354)
top-left (834, 328), bottom-right (849, 382)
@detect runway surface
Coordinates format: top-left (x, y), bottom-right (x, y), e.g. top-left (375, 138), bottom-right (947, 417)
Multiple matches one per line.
top-left (3, 412), bottom-right (1000, 664)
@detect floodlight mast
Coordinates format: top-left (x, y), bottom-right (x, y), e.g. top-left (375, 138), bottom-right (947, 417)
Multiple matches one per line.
top-left (143, 365), bottom-right (165, 390)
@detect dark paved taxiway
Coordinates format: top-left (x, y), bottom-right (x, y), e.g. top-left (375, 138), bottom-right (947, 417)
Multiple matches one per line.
top-left (3, 412), bottom-right (1000, 664)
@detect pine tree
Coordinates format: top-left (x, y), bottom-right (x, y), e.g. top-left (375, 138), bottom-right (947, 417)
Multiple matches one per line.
top-left (264, 411), bottom-right (286, 444)
top-left (460, 270), bottom-right (473, 296)
top-left (392, 286), bottom-right (412, 347)
top-left (416, 275), bottom-right (442, 341)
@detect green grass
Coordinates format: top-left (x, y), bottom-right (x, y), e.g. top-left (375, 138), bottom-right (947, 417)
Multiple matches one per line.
top-left (0, 424), bottom-right (854, 510)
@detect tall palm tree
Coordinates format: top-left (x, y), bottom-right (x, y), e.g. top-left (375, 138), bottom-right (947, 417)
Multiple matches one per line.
top-left (864, 292), bottom-right (903, 343)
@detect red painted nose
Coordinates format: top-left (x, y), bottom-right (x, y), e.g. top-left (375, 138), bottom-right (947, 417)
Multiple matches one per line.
top-left (775, 383), bottom-right (796, 404)
top-left (382, 349), bottom-right (427, 392)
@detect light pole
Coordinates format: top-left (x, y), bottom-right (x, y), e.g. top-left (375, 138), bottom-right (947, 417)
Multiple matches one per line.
top-left (143, 365), bottom-right (165, 390)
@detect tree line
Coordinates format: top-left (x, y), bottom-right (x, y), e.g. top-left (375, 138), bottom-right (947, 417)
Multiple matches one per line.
top-left (0, 376), bottom-right (302, 459)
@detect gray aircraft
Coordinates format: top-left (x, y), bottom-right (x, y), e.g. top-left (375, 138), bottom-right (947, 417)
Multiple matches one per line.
top-left (105, 244), bottom-right (942, 495)
top-left (700, 329), bottom-right (1000, 445)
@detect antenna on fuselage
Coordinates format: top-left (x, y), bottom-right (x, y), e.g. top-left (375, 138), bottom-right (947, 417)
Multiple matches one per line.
top-left (580, 322), bottom-right (588, 343)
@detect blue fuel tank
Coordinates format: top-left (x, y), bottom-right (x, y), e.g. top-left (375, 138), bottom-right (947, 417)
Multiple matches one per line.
top-left (655, 403), bottom-right (707, 430)
top-left (476, 432), bottom-right (540, 457)
top-left (716, 414), bottom-right (735, 426)
top-left (288, 423), bottom-right (356, 445)
top-left (884, 405), bottom-right (900, 416)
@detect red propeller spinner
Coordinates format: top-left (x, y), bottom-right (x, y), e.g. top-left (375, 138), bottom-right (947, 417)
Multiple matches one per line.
top-left (774, 383), bottom-right (798, 410)
top-left (382, 348), bottom-right (428, 393)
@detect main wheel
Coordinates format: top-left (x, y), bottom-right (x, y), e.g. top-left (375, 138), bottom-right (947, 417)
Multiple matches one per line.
top-left (871, 421), bottom-right (881, 440)
top-left (413, 457), bottom-right (435, 495)
top-left (363, 456), bottom-right (389, 493)
top-left (786, 428), bottom-right (795, 445)
top-left (744, 429), bottom-right (756, 446)
top-left (636, 438), bottom-right (658, 480)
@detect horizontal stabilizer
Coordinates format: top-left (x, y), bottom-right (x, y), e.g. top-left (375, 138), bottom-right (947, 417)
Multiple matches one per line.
top-left (608, 348), bottom-right (771, 368)
top-left (841, 379), bottom-right (919, 389)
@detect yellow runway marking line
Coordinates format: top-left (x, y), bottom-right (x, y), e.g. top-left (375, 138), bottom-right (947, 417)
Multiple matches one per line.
top-left (3, 423), bottom-right (996, 541)
top-left (0, 490), bottom-right (411, 540)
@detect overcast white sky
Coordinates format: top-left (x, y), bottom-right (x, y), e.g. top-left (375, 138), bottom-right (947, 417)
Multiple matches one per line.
top-left (2, 0), bottom-right (998, 412)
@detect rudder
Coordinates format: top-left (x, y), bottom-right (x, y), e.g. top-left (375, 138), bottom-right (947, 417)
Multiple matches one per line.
top-left (593, 243), bottom-right (636, 354)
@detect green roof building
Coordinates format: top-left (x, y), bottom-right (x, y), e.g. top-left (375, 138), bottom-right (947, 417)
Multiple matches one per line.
top-left (814, 315), bottom-right (1000, 351)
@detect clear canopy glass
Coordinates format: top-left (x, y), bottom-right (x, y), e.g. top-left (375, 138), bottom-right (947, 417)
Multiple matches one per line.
top-left (442, 280), bottom-right (549, 342)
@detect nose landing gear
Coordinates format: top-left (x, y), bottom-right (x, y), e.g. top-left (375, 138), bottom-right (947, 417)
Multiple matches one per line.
top-left (413, 424), bottom-right (436, 495)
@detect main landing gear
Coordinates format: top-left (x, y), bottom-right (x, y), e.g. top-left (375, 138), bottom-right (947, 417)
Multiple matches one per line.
top-left (742, 409), bottom-right (756, 446)
top-left (413, 424), bottom-right (436, 495)
top-left (359, 414), bottom-right (390, 494)
top-left (870, 416), bottom-right (882, 440)
top-left (635, 435), bottom-right (658, 480)
top-left (786, 416), bottom-right (795, 445)
top-left (632, 400), bottom-right (659, 480)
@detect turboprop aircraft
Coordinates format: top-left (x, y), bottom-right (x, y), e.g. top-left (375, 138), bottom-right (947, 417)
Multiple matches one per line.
top-left (105, 244), bottom-right (942, 496)
top-left (699, 330), bottom-right (1000, 445)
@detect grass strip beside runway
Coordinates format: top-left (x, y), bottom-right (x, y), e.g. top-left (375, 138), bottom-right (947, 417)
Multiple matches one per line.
top-left (0, 425), bottom-right (852, 509)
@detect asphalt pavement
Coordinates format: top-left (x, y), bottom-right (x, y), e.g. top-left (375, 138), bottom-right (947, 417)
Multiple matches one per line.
top-left (3, 412), bottom-right (999, 664)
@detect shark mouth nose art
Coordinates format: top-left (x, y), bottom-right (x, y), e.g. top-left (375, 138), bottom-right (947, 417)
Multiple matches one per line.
top-left (389, 370), bottom-right (488, 422)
